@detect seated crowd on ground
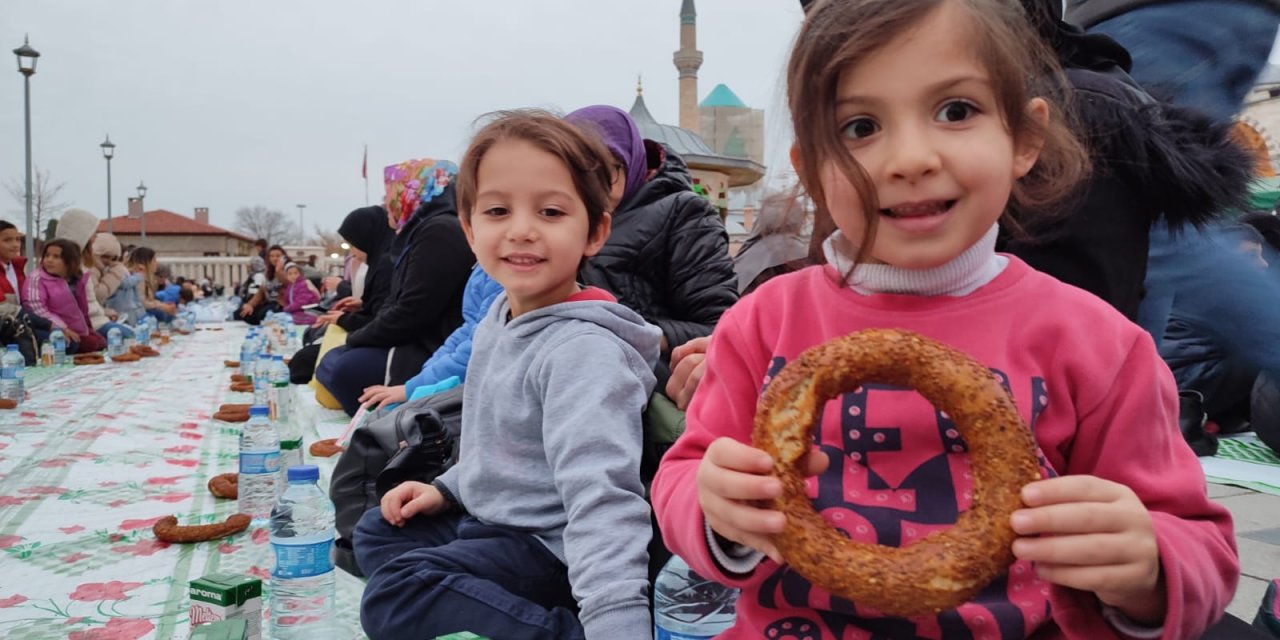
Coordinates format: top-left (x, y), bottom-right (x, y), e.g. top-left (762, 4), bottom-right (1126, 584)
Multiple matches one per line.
top-left (5, 1), bottom-right (1280, 638)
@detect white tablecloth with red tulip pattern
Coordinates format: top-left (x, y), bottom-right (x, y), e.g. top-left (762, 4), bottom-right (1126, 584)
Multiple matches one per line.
top-left (0, 324), bottom-right (365, 639)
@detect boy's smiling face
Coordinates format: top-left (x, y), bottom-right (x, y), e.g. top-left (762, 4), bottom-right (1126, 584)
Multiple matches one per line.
top-left (463, 139), bottom-right (610, 318)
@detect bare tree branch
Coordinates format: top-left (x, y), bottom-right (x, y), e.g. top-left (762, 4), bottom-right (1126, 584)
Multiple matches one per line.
top-left (233, 205), bottom-right (299, 245)
top-left (314, 226), bottom-right (345, 256)
top-left (4, 167), bottom-right (72, 238)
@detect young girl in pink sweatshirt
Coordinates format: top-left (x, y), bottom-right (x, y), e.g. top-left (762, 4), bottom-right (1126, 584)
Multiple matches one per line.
top-left (650, 1), bottom-right (1237, 638)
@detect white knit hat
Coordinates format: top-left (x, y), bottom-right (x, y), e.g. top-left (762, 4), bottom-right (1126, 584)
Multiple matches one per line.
top-left (56, 208), bottom-right (100, 248)
top-left (92, 232), bottom-right (122, 258)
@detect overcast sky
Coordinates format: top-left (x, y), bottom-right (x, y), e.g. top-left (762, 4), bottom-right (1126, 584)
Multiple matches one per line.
top-left (1, 1), bottom-right (806, 238)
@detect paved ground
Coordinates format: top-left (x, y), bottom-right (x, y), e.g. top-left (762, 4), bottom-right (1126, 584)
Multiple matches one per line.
top-left (1214, 482), bottom-right (1279, 622)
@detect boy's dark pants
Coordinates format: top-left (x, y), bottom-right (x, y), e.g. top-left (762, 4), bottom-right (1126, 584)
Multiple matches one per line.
top-left (354, 507), bottom-right (585, 640)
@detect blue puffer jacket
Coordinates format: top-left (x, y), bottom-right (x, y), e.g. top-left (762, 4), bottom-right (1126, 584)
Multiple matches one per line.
top-left (1158, 225), bottom-right (1280, 414)
top-left (103, 272), bottom-right (146, 326)
top-left (402, 267), bottom-right (503, 397)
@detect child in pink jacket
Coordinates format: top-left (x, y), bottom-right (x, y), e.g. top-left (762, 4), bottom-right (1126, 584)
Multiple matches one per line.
top-left (23, 239), bottom-right (106, 352)
top-left (281, 262), bottom-right (321, 325)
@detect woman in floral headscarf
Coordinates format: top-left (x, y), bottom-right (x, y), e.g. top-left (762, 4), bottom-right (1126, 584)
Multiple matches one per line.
top-left (316, 159), bottom-right (474, 415)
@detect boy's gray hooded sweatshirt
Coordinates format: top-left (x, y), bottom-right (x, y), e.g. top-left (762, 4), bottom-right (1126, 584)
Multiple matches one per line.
top-left (432, 291), bottom-right (661, 640)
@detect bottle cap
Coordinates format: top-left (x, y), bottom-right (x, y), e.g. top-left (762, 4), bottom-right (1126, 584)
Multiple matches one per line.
top-left (287, 465), bottom-right (320, 482)
top-left (6, 344), bottom-right (16, 351)
top-left (249, 406), bottom-right (270, 417)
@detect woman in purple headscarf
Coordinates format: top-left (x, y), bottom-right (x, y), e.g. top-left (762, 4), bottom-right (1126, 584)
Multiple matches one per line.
top-left (565, 105), bottom-right (738, 388)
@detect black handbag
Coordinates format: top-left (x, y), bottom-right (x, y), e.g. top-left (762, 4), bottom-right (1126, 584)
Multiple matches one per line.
top-left (374, 406), bottom-right (459, 497)
top-left (329, 384), bottom-right (463, 576)
top-left (0, 310), bottom-right (39, 366)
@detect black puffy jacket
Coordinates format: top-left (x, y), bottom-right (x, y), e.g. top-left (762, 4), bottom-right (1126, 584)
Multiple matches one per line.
top-left (346, 185), bottom-right (474, 384)
top-left (579, 144), bottom-right (738, 361)
top-left (999, 18), bottom-right (1252, 320)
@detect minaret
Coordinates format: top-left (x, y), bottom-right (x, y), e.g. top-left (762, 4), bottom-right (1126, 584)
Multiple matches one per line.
top-left (673, 0), bottom-right (703, 135)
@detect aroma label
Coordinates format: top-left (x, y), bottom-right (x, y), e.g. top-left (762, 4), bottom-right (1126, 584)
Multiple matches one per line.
top-left (189, 573), bottom-right (262, 640)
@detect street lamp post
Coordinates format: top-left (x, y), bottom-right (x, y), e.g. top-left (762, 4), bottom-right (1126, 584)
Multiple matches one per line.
top-left (100, 135), bottom-right (116, 231)
top-left (296, 204), bottom-right (306, 243)
top-left (14, 36), bottom-right (39, 264)
top-left (136, 181), bottom-right (147, 239)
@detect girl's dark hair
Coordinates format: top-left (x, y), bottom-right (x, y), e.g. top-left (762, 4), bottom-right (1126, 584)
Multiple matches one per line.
top-left (456, 109), bottom-right (614, 240)
top-left (43, 238), bottom-right (83, 281)
top-left (265, 244), bottom-right (289, 281)
top-left (126, 246), bottom-right (156, 270)
top-left (789, 0), bottom-right (1089, 263)
top-left (126, 246), bottom-right (158, 299)
top-left (82, 235), bottom-right (98, 270)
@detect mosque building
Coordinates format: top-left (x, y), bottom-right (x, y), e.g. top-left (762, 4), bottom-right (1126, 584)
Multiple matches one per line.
top-left (627, 0), bottom-right (766, 223)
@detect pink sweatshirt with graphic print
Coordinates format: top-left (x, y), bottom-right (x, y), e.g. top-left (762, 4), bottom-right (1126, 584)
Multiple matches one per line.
top-left (651, 258), bottom-right (1237, 640)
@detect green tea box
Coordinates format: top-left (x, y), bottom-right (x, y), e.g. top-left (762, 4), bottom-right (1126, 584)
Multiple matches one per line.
top-left (188, 573), bottom-right (262, 640)
top-left (189, 618), bottom-right (248, 640)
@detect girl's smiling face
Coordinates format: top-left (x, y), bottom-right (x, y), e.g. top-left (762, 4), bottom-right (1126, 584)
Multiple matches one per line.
top-left (818, 1), bottom-right (1046, 270)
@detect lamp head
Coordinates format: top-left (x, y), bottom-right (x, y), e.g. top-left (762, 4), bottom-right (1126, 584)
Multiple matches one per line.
top-left (13, 36), bottom-right (39, 76)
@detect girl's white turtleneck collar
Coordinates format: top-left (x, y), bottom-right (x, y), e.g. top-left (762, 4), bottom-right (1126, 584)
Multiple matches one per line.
top-left (821, 223), bottom-right (1007, 296)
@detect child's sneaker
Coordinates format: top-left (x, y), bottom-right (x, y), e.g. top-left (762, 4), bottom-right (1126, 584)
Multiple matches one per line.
top-left (1256, 579), bottom-right (1280, 638)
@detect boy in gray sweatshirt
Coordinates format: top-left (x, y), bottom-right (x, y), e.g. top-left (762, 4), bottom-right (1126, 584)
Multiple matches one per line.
top-left (353, 110), bottom-right (661, 640)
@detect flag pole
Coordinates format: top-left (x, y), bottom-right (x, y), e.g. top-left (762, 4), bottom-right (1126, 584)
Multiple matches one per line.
top-left (362, 144), bottom-right (369, 205)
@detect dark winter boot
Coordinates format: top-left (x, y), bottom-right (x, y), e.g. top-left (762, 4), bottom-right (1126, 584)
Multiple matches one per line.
top-left (1179, 390), bottom-right (1219, 457)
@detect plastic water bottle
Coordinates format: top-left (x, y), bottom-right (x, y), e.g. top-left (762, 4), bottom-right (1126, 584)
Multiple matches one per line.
top-left (654, 555), bottom-right (739, 639)
top-left (49, 329), bottom-right (67, 365)
top-left (270, 356), bottom-right (301, 469)
top-left (285, 325), bottom-right (302, 358)
top-left (269, 465), bottom-right (336, 640)
top-left (0, 345), bottom-right (24, 406)
top-left (238, 405), bottom-right (281, 523)
top-left (107, 327), bottom-right (124, 358)
top-left (240, 331), bottom-right (259, 378)
top-left (255, 330), bottom-right (270, 357)
top-left (135, 320), bottom-right (151, 348)
top-left (253, 354), bottom-right (273, 406)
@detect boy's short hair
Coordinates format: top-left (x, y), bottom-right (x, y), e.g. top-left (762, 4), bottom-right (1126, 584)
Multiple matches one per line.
top-left (0, 220), bottom-right (16, 234)
top-left (456, 109), bottom-right (615, 239)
